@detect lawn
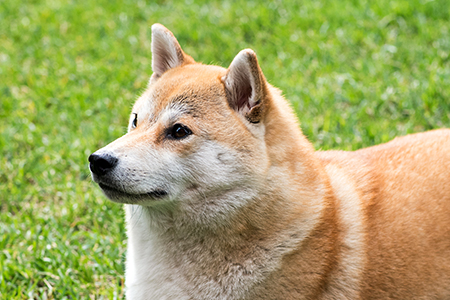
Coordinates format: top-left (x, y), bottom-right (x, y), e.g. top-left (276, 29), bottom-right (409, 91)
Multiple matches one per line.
top-left (1, 0), bottom-right (449, 298)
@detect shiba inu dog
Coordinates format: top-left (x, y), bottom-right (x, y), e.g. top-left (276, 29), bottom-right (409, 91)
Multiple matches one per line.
top-left (89, 24), bottom-right (450, 299)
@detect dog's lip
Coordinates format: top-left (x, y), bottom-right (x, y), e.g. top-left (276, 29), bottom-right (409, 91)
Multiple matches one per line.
top-left (98, 182), bottom-right (168, 199)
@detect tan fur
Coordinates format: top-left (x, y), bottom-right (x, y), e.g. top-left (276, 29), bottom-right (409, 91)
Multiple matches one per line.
top-left (90, 24), bottom-right (450, 299)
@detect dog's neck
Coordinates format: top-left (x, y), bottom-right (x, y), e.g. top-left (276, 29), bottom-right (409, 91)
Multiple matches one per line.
top-left (124, 179), bottom-right (329, 298)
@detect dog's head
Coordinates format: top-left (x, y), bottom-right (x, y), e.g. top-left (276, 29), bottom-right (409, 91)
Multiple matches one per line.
top-left (89, 24), bottom-right (275, 215)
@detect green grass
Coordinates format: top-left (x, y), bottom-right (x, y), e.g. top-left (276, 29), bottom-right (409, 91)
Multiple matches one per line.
top-left (1, 0), bottom-right (449, 298)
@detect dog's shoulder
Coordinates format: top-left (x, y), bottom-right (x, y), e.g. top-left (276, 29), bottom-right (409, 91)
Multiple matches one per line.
top-left (315, 149), bottom-right (378, 202)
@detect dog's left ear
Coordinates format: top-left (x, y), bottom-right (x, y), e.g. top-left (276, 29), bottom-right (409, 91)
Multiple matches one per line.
top-left (223, 49), bottom-right (267, 123)
top-left (150, 24), bottom-right (194, 83)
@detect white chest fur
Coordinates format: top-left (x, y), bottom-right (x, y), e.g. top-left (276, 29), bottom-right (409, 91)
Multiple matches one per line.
top-left (123, 204), bottom-right (308, 300)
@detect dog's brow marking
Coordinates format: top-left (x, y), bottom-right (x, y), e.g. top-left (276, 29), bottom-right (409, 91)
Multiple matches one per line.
top-left (171, 94), bottom-right (190, 104)
top-left (159, 100), bottom-right (197, 125)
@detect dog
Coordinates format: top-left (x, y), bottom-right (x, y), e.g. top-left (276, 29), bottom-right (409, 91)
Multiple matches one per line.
top-left (89, 24), bottom-right (450, 299)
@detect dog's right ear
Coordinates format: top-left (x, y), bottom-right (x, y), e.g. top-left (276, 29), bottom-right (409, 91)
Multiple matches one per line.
top-left (150, 24), bottom-right (194, 83)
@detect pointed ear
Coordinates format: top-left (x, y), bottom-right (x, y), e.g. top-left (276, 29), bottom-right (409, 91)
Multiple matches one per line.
top-left (223, 49), bottom-right (267, 123)
top-left (150, 24), bottom-right (194, 83)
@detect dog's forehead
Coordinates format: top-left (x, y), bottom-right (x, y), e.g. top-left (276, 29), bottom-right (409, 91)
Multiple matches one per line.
top-left (136, 64), bottom-right (228, 118)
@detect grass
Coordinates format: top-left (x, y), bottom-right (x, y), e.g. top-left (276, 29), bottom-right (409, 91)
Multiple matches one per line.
top-left (1, 0), bottom-right (449, 298)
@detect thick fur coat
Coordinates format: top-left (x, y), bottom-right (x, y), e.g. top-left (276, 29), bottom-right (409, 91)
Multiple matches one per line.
top-left (89, 24), bottom-right (450, 299)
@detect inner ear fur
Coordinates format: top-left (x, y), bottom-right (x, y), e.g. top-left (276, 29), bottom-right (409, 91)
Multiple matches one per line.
top-left (223, 49), bottom-right (267, 123)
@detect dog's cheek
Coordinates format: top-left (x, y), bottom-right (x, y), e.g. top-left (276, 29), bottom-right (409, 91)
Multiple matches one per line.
top-left (183, 142), bottom-right (248, 186)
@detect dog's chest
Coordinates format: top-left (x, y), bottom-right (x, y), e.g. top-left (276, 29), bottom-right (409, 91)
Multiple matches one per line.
top-left (125, 232), bottom-right (262, 299)
top-left (123, 220), bottom-right (296, 299)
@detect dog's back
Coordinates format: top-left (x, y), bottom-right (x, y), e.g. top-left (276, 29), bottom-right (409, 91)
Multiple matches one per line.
top-left (316, 129), bottom-right (450, 299)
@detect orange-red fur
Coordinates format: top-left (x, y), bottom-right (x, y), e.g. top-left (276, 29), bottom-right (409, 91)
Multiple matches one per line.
top-left (92, 24), bottom-right (450, 299)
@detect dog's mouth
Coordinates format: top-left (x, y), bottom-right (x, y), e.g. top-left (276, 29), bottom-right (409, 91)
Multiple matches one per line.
top-left (98, 182), bottom-right (168, 201)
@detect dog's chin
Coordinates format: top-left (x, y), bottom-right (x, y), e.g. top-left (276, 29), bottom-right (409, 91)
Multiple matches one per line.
top-left (98, 182), bottom-right (168, 205)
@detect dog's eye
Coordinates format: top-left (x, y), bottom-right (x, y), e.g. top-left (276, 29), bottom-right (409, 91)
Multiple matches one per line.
top-left (169, 124), bottom-right (192, 139)
top-left (131, 113), bottom-right (137, 129)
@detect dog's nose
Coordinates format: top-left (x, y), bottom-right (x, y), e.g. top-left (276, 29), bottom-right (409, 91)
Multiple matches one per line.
top-left (89, 153), bottom-right (118, 176)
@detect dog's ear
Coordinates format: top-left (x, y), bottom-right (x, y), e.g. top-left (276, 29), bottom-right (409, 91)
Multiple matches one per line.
top-left (150, 24), bottom-right (194, 83)
top-left (223, 49), bottom-right (267, 123)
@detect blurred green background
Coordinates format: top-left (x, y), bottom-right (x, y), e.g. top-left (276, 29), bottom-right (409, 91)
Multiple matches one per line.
top-left (1, 0), bottom-right (449, 298)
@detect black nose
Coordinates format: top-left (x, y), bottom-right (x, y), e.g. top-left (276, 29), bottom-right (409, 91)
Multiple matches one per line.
top-left (89, 153), bottom-right (118, 176)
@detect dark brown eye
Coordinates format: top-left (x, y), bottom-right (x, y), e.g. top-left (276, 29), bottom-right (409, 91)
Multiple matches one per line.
top-left (131, 113), bottom-right (137, 128)
top-left (169, 124), bottom-right (192, 139)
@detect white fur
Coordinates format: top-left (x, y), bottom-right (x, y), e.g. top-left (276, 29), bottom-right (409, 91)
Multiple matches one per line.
top-left (323, 164), bottom-right (366, 298)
